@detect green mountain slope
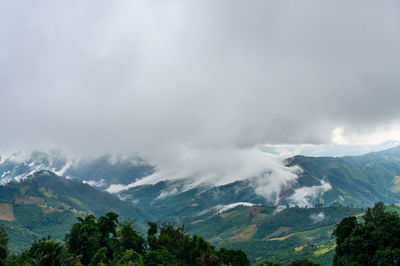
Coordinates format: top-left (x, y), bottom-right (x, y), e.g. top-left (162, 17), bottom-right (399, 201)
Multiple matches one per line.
top-left (0, 170), bottom-right (149, 252)
top-left (289, 146), bottom-right (400, 206)
top-left (120, 146), bottom-right (400, 220)
top-left (121, 180), bottom-right (267, 221)
top-left (185, 205), bottom-right (363, 265)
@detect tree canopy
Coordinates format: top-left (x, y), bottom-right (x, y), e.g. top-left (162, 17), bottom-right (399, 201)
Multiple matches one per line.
top-left (333, 201), bottom-right (400, 266)
top-left (0, 212), bottom-right (250, 265)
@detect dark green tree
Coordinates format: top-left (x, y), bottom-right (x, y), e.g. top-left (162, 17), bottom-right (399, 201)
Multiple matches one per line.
top-left (333, 201), bottom-right (400, 266)
top-left (118, 249), bottom-right (144, 265)
top-left (12, 212), bottom-right (249, 266)
top-left (218, 248), bottom-right (250, 266)
top-left (98, 212), bottom-right (119, 239)
top-left (146, 221), bottom-right (158, 251)
top-left (89, 247), bottom-right (108, 266)
top-left (118, 221), bottom-right (145, 254)
top-left (0, 226), bottom-right (7, 266)
top-left (144, 248), bottom-right (182, 266)
top-left (65, 215), bottom-right (102, 265)
top-left (19, 237), bottom-right (76, 266)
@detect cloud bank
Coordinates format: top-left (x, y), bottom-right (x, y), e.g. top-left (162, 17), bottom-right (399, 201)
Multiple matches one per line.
top-left (107, 148), bottom-right (301, 202)
top-left (1, 1), bottom-right (400, 198)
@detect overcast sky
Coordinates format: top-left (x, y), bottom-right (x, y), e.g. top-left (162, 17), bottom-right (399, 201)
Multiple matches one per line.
top-left (1, 1), bottom-right (400, 192)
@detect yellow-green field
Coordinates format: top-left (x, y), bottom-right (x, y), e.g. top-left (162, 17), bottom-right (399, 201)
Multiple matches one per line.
top-left (0, 202), bottom-right (15, 221)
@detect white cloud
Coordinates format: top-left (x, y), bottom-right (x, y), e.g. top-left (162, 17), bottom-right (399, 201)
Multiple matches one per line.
top-left (310, 212), bottom-right (325, 223)
top-left (107, 147), bottom-right (301, 203)
top-left (155, 188), bottom-right (179, 201)
top-left (215, 202), bottom-right (255, 214)
top-left (288, 180), bottom-right (332, 207)
top-left (82, 179), bottom-right (107, 188)
top-left (332, 124), bottom-right (400, 146)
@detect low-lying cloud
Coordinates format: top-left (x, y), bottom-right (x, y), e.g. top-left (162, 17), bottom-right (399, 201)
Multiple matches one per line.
top-left (107, 147), bottom-right (301, 202)
top-left (288, 181), bottom-right (332, 207)
top-left (310, 212), bottom-right (326, 223)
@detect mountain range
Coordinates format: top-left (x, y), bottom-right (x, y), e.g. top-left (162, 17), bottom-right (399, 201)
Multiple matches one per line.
top-left (1, 146), bottom-right (400, 264)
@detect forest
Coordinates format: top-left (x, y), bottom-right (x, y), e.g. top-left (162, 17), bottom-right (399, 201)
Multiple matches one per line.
top-left (0, 211), bottom-right (251, 266)
top-left (0, 202), bottom-right (399, 265)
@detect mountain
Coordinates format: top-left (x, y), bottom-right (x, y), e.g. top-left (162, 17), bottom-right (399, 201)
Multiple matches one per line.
top-left (118, 180), bottom-right (270, 221)
top-left (1, 147), bottom-right (400, 264)
top-left (0, 170), bottom-right (149, 252)
top-left (2, 146), bottom-right (400, 255)
top-left (0, 151), bottom-right (154, 187)
top-left (3, 146), bottom-right (400, 211)
top-left (116, 146), bottom-right (400, 220)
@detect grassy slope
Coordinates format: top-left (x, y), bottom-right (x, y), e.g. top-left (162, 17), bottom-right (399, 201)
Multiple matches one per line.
top-left (185, 205), bottom-right (362, 265)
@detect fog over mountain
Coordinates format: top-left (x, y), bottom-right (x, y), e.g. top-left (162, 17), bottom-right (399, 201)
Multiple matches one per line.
top-left (1, 1), bottom-right (400, 198)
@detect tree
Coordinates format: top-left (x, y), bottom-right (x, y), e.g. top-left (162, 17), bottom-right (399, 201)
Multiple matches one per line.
top-left (89, 247), bottom-right (108, 266)
top-left (118, 221), bottom-right (145, 254)
top-left (98, 212), bottom-right (119, 239)
top-left (333, 216), bottom-right (357, 246)
top-left (146, 221), bottom-right (158, 251)
top-left (118, 249), bottom-right (144, 265)
top-left (218, 248), bottom-right (250, 266)
top-left (20, 237), bottom-right (77, 266)
top-left (0, 226), bottom-right (8, 266)
top-left (333, 201), bottom-right (400, 265)
top-left (12, 212), bottom-right (249, 266)
top-left (65, 215), bottom-right (102, 265)
top-left (144, 248), bottom-right (181, 266)
top-left (0, 225), bottom-right (8, 265)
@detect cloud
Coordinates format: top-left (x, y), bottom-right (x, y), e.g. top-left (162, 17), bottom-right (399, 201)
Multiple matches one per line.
top-left (288, 180), bottom-right (332, 207)
top-left (82, 179), bottom-right (107, 188)
top-left (332, 125), bottom-right (400, 146)
top-left (1, 1), bottom-right (400, 154)
top-left (1, 1), bottom-right (400, 198)
top-left (107, 147), bottom-right (301, 203)
top-left (310, 212), bottom-right (326, 223)
top-left (155, 187), bottom-right (179, 201)
top-left (215, 202), bottom-right (255, 214)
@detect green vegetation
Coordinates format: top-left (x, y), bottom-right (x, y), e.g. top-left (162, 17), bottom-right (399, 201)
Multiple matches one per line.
top-left (0, 225), bottom-right (8, 266)
top-left (333, 202), bottom-right (400, 265)
top-left (288, 146), bottom-right (400, 207)
top-left (185, 205), bottom-right (361, 265)
top-left (0, 171), bottom-right (149, 253)
top-left (0, 212), bottom-right (250, 266)
top-left (1, 146), bottom-right (400, 264)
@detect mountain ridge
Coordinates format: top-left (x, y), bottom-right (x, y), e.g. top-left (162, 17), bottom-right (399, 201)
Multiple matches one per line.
top-left (0, 170), bottom-right (150, 252)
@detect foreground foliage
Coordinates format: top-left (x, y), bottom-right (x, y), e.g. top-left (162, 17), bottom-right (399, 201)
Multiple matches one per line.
top-left (333, 202), bottom-right (400, 265)
top-left (1, 212), bottom-right (250, 265)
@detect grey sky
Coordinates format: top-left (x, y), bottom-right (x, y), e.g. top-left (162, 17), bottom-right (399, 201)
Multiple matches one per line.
top-left (1, 1), bottom-right (400, 191)
top-left (2, 0), bottom-right (400, 155)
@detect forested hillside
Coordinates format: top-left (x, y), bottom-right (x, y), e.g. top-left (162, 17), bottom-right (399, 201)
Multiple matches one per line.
top-left (288, 146), bottom-right (400, 206)
top-left (0, 171), bottom-right (148, 252)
